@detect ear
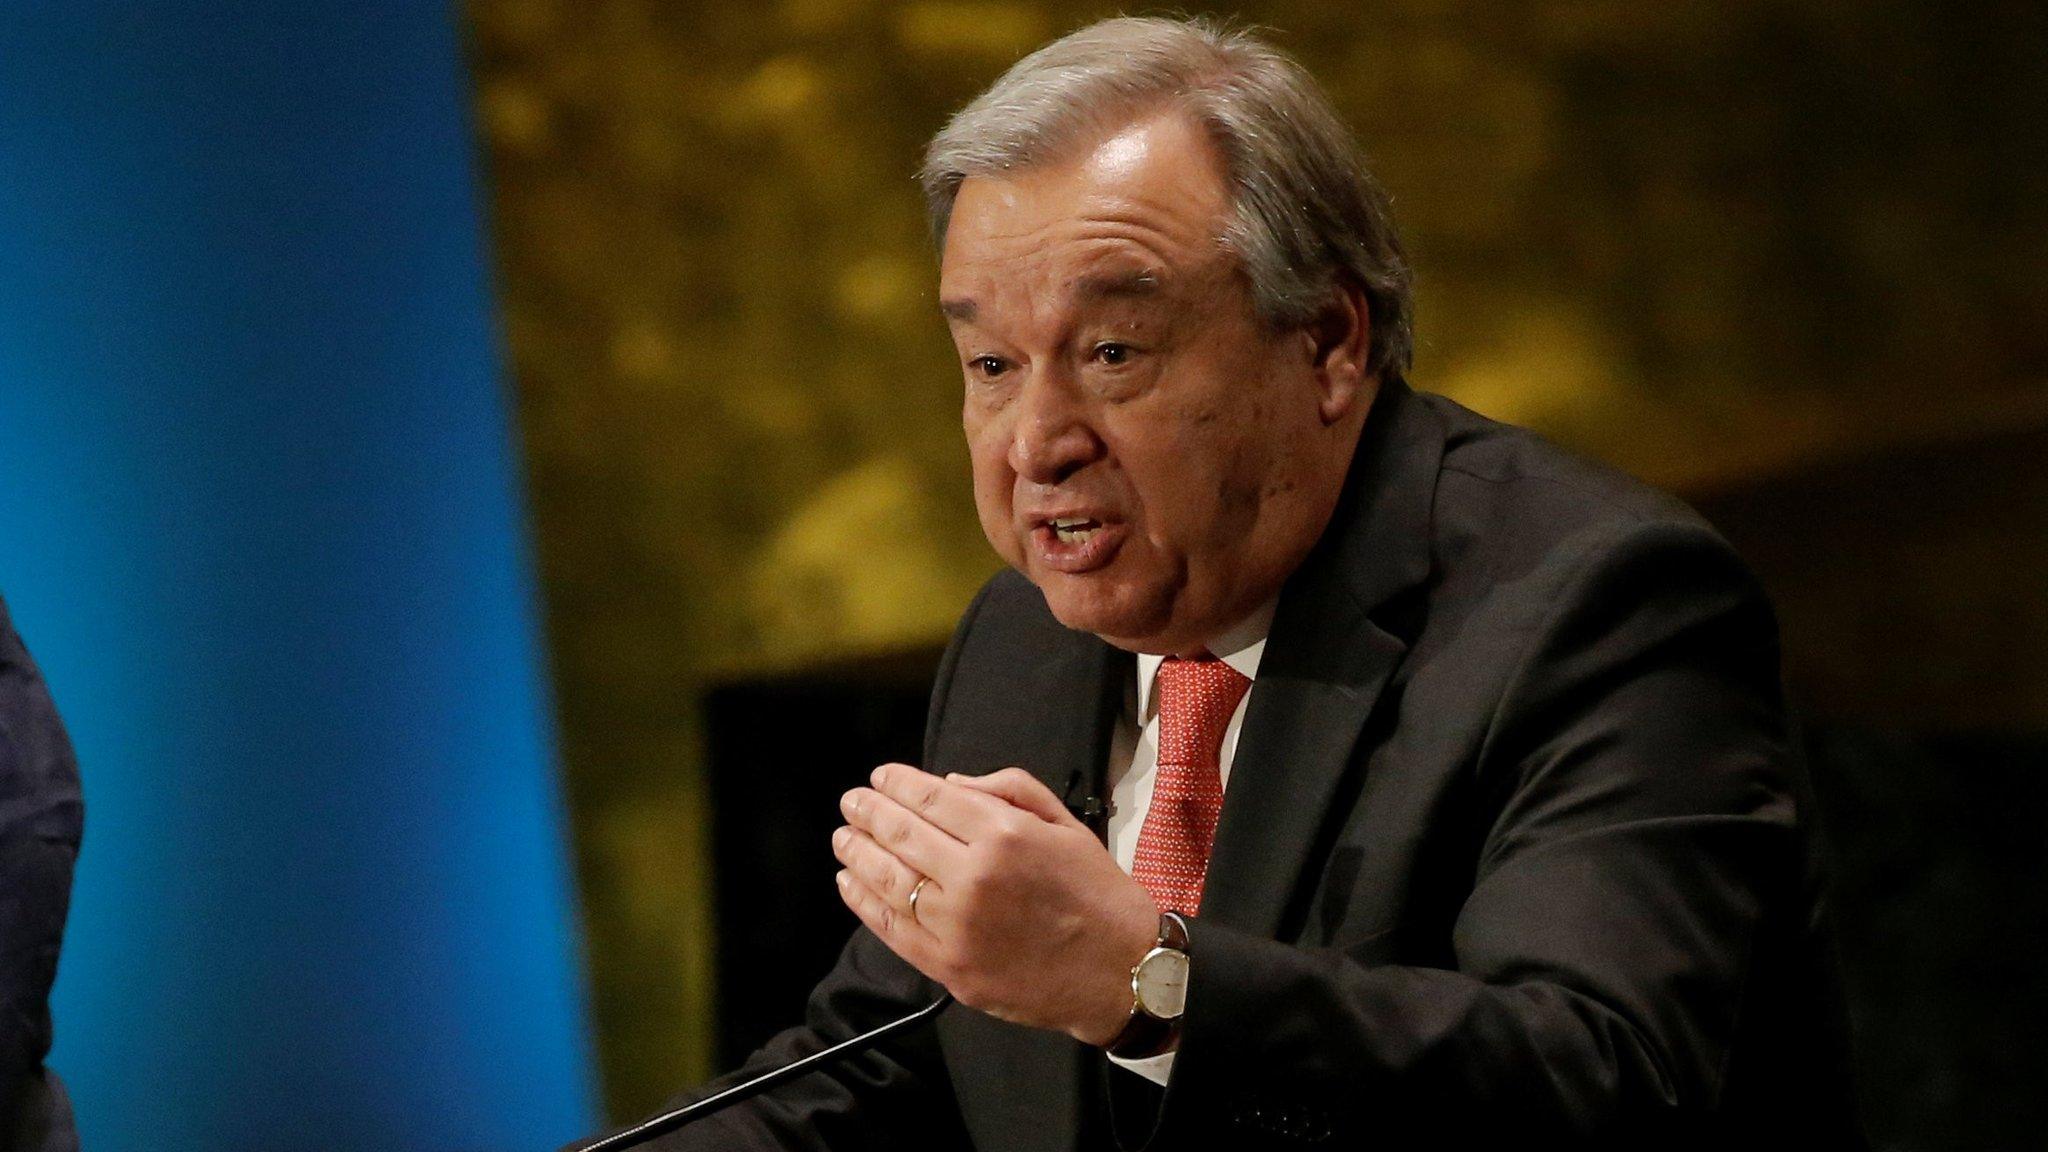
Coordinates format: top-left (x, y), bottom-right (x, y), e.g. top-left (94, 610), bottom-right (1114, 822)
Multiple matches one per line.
top-left (1308, 278), bottom-right (1375, 426)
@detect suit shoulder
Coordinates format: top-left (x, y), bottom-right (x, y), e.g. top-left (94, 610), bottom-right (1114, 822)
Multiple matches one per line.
top-left (1419, 391), bottom-right (1717, 542)
top-left (1407, 392), bottom-right (1758, 623)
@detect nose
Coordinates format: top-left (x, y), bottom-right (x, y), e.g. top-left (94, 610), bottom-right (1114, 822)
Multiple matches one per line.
top-left (1006, 367), bottom-right (1105, 486)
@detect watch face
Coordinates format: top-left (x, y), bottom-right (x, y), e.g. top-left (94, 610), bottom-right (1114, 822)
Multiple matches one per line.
top-left (1134, 947), bottom-right (1189, 1019)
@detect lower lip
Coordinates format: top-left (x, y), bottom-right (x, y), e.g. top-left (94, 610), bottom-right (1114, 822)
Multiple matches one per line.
top-left (1030, 522), bottom-right (1127, 574)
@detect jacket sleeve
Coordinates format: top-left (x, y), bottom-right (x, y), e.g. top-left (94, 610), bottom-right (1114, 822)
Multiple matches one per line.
top-left (569, 583), bottom-right (1000, 1152)
top-left (593, 929), bottom-right (968, 1152)
top-left (1155, 520), bottom-right (1808, 1146)
top-left (0, 598), bottom-right (84, 1144)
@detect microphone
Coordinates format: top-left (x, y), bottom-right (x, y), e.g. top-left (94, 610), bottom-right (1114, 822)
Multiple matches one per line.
top-left (573, 993), bottom-right (955, 1151)
top-left (1062, 770), bottom-right (1113, 835)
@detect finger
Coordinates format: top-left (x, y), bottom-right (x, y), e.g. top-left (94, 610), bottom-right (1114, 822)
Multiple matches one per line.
top-left (948, 767), bottom-right (1083, 828)
top-left (841, 784), bottom-right (968, 881)
top-left (867, 762), bottom-right (1021, 844)
top-left (836, 868), bottom-right (943, 965)
top-left (832, 825), bottom-right (928, 909)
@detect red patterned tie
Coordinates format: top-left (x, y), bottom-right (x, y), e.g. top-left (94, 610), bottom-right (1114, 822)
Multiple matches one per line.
top-left (1131, 654), bottom-right (1253, 915)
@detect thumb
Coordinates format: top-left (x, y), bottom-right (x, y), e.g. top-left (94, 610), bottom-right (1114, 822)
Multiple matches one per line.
top-left (948, 767), bottom-right (1079, 827)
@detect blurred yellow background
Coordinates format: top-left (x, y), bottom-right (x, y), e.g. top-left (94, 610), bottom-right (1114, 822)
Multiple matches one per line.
top-left (461, 0), bottom-right (2048, 1121)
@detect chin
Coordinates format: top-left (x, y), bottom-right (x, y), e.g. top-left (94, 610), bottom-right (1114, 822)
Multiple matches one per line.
top-left (1035, 575), bottom-right (1174, 648)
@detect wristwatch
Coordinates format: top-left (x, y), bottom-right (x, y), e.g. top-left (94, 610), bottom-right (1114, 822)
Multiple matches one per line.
top-left (1105, 911), bottom-right (1191, 1059)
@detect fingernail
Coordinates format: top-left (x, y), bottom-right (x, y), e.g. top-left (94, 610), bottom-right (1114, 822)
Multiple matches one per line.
top-left (831, 827), bottom-right (850, 850)
top-left (872, 765), bottom-right (889, 786)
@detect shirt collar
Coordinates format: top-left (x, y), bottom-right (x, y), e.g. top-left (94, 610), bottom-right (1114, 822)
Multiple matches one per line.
top-left (1135, 598), bottom-right (1277, 723)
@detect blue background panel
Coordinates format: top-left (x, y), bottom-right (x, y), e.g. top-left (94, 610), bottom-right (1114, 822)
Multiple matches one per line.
top-left (0, 4), bottom-right (600, 1149)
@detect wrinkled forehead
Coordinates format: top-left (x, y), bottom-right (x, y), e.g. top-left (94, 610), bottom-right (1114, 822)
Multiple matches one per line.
top-left (938, 261), bottom-right (1174, 326)
top-left (937, 113), bottom-right (1238, 314)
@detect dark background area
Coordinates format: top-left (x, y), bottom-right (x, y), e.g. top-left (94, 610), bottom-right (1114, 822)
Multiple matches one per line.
top-left (1694, 425), bottom-right (2048, 1148)
top-left (704, 651), bottom-right (938, 1071)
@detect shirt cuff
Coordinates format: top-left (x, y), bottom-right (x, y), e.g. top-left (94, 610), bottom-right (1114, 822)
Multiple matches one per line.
top-left (1106, 1048), bottom-right (1176, 1087)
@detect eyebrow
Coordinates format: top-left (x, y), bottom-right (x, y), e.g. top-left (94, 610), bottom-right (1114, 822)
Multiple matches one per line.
top-left (1073, 269), bottom-right (1163, 303)
top-left (939, 298), bottom-right (977, 321)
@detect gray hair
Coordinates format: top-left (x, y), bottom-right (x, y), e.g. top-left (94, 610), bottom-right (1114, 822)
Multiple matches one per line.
top-left (919, 16), bottom-right (1414, 386)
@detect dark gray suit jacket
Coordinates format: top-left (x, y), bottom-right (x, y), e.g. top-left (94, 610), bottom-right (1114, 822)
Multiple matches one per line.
top-left (612, 382), bottom-right (1863, 1150)
top-left (0, 597), bottom-right (81, 1152)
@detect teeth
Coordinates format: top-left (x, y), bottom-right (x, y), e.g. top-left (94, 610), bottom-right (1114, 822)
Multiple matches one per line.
top-left (1046, 516), bottom-right (1102, 546)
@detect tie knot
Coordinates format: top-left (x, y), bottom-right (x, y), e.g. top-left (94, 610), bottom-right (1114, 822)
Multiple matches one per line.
top-left (1155, 655), bottom-right (1252, 768)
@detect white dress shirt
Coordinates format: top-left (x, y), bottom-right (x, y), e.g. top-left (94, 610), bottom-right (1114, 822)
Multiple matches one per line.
top-left (1103, 601), bottom-right (1276, 1086)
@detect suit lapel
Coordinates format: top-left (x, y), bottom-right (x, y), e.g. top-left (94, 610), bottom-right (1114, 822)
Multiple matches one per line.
top-left (1021, 634), bottom-right (1128, 809)
top-left (1200, 596), bottom-right (1406, 938)
top-left (938, 620), bottom-right (1125, 1152)
top-left (1201, 382), bottom-right (1445, 940)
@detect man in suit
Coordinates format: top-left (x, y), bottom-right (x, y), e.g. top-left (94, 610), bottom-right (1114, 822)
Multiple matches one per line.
top-left (0, 595), bottom-right (82, 1152)
top-left (587, 16), bottom-right (1861, 1149)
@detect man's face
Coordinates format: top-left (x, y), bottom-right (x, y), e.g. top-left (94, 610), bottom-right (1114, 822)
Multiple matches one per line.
top-left (941, 110), bottom-right (1369, 654)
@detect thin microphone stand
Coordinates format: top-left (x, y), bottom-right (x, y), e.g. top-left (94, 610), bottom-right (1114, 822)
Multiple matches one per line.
top-left (574, 993), bottom-right (955, 1151)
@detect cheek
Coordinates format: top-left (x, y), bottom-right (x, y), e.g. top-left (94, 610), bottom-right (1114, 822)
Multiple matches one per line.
top-left (1114, 422), bottom-right (1270, 553)
top-left (964, 431), bottom-right (1020, 547)
top-left (964, 418), bottom-right (1009, 489)
top-left (1115, 437), bottom-right (1219, 535)
top-left (1194, 375), bottom-right (1307, 495)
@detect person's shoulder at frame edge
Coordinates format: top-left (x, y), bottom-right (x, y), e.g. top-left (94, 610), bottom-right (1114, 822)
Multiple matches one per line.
top-left (0, 592), bottom-right (85, 1152)
top-left (0, 595), bottom-right (83, 842)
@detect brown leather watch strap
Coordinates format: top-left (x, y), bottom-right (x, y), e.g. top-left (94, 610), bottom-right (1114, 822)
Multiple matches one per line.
top-left (1105, 1006), bottom-right (1178, 1059)
top-left (1156, 910), bottom-right (1191, 952)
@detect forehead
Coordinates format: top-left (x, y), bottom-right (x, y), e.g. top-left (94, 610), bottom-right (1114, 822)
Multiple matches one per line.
top-left (938, 111), bottom-right (1235, 307)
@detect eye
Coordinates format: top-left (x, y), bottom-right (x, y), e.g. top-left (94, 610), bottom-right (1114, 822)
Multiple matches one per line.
top-left (968, 354), bottom-right (1011, 378)
top-left (1091, 342), bottom-right (1134, 367)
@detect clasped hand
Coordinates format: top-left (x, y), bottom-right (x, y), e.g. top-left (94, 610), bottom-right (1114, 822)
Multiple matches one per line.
top-left (833, 764), bottom-right (1160, 1046)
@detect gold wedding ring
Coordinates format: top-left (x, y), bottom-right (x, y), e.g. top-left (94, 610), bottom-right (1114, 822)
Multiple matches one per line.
top-left (908, 876), bottom-right (930, 924)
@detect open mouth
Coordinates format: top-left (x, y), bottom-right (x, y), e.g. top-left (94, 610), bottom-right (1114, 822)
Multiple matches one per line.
top-left (1047, 516), bottom-right (1102, 545)
top-left (1029, 514), bottom-right (1125, 573)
